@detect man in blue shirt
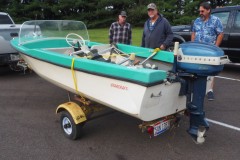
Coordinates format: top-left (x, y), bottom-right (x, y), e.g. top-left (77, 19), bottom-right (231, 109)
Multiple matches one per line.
top-left (191, 2), bottom-right (224, 100)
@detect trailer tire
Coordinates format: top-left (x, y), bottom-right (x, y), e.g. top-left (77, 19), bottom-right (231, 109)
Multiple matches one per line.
top-left (167, 41), bottom-right (183, 52)
top-left (60, 111), bottom-right (84, 140)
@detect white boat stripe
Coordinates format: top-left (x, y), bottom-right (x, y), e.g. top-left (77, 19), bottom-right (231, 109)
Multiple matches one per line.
top-left (206, 118), bottom-right (240, 132)
top-left (215, 76), bottom-right (240, 82)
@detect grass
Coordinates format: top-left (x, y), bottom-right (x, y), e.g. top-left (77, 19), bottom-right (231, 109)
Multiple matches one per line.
top-left (88, 27), bottom-right (143, 46)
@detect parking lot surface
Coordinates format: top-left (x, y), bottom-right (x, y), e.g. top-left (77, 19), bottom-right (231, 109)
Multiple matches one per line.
top-left (0, 64), bottom-right (239, 160)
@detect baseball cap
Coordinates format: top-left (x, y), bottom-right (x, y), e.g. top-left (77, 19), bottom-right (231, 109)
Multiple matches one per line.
top-left (147, 3), bottom-right (157, 10)
top-left (120, 11), bottom-right (127, 17)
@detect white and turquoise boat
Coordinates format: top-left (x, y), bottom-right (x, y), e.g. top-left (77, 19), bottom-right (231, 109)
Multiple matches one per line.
top-left (11, 20), bottom-right (230, 142)
top-left (10, 20), bottom-right (186, 122)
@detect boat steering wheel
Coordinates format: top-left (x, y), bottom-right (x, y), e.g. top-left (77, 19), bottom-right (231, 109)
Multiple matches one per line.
top-left (66, 33), bottom-right (85, 48)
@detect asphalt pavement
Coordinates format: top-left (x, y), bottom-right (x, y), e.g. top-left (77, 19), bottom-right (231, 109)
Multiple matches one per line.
top-left (0, 64), bottom-right (239, 160)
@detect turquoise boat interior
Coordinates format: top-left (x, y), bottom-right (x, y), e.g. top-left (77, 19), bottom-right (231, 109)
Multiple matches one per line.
top-left (11, 20), bottom-right (175, 87)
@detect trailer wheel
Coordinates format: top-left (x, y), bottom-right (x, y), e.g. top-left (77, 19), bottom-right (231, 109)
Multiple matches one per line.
top-left (167, 40), bottom-right (184, 52)
top-left (60, 111), bottom-right (84, 140)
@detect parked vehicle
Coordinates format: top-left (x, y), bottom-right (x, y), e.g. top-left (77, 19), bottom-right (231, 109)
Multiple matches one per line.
top-left (171, 6), bottom-right (240, 63)
top-left (0, 12), bottom-right (27, 71)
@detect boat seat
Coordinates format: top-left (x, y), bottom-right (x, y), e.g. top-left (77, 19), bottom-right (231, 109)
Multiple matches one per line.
top-left (44, 47), bottom-right (74, 55)
top-left (90, 44), bottom-right (111, 53)
top-left (81, 45), bottom-right (90, 53)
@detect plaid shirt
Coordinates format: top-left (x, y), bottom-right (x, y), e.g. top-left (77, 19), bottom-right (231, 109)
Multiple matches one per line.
top-left (109, 21), bottom-right (132, 45)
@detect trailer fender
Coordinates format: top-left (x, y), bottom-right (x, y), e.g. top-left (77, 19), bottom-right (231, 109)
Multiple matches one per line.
top-left (56, 102), bottom-right (87, 124)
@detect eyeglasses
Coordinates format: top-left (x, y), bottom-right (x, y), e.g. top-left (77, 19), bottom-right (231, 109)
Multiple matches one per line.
top-left (199, 10), bottom-right (205, 13)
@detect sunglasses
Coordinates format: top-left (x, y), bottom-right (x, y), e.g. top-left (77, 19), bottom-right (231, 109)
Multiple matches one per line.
top-left (199, 10), bottom-right (205, 13)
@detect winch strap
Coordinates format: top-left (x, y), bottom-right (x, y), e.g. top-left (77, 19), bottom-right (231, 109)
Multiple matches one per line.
top-left (71, 58), bottom-right (85, 101)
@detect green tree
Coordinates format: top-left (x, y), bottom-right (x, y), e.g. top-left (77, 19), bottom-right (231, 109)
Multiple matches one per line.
top-left (3, 0), bottom-right (240, 26)
top-left (228, 0), bottom-right (240, 5)
top-left (0, 0), bottom-right (10, 12)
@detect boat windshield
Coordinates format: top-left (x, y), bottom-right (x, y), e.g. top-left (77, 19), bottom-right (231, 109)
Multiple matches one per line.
top-left (18, 20), bottom-right (89, 45)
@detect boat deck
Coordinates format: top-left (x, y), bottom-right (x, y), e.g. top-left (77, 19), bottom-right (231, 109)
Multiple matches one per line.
top-left (12, 38), bottom-right (174, 86)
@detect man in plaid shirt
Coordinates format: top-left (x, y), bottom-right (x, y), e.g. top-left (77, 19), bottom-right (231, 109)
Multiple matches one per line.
top-left (109, 11), bottom-right (132, 45)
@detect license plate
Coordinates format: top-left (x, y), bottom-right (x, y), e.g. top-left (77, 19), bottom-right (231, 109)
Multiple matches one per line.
top-left (153, 119), bottom-right (170, 136)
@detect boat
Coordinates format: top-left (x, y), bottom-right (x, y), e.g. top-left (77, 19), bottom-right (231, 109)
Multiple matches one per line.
top-left (11, 20), bottom-right (229, 142)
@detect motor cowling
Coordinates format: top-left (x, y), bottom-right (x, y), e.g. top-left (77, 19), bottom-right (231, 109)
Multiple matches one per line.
top-left (177, 42), bottom-right (229, 76)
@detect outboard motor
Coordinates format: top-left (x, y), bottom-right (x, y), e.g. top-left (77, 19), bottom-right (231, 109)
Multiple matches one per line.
top-left (173, 42), bottom-right (230, 143)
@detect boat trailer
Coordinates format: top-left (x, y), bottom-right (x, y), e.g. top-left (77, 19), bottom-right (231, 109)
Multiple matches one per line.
top-left (56, 42), bottom-right (229, 144)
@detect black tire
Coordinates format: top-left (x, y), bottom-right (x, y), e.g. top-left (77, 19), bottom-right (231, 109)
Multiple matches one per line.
top-left (60, 111), bottom-right (85, 140)
top-left (167, 42), bottom-right (177, 52)
top-left (167, 41), bottom-right (184, 52)
top-left (9, 62), bottom-right (24, 72)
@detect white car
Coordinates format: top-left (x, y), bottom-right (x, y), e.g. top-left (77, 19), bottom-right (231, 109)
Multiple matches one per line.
top-left (0, 12), bottom-right (26, 71)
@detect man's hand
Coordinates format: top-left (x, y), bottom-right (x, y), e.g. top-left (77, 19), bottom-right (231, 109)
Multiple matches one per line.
top-left (215, 32), bottom-right (224, 47)
top-left (191, 32), bottom-right (196, 42)
top-left (160, 44), bottom-right (165, 50)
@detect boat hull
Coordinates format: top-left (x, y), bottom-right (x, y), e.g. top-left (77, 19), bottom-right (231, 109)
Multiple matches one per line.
top-left (20, 53), bottom-right (186, 121)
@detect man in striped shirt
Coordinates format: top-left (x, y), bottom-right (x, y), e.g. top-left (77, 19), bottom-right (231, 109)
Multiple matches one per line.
top-left (109, 11), bottom-right (132, 45)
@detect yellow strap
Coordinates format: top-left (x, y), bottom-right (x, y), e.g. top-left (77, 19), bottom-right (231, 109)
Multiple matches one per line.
top-left (71, 58), bottom-right (85, 101)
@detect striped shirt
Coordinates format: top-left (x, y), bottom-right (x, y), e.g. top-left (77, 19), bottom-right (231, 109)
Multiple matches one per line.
top-left (109, 22), bottom-right (132, 45)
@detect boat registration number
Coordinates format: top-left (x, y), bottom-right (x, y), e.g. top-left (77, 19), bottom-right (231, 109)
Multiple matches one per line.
top-left (153, 119), bottom-right (170, 136)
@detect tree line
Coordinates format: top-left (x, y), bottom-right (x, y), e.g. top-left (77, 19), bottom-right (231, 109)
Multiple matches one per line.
top-left (1, 0), bottom-right (240, 28)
